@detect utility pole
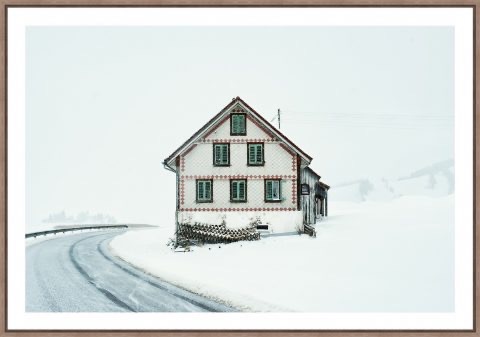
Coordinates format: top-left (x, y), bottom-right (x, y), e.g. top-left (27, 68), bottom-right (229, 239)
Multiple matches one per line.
top-left (277, 108), bottom-right (281, 129)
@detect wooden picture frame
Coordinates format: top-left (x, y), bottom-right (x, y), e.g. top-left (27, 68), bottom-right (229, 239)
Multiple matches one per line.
top-left (1, 3), bottom-right (476, 336)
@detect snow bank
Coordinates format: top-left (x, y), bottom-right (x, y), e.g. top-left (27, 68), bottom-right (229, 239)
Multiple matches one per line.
top-left (110, 195), bottom-right (454, 312)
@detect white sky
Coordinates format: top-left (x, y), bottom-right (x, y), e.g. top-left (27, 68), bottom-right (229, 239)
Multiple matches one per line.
top-left (26, 26), bottom-right (454, 227)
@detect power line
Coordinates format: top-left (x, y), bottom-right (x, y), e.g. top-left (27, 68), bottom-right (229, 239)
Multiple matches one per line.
top-left (281, 110), bottom-right (454, 119)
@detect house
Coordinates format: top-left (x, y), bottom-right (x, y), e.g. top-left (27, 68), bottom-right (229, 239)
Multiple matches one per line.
top-left (163, 97), bottom-right (329, 235)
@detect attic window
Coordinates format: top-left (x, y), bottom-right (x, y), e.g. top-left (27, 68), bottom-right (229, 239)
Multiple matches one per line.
top-left (230, 113), bottom-right (246, 135)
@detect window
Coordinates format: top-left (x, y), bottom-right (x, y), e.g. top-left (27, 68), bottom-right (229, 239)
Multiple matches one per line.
top-left (196, 180), bottom-right (213, 202)
top-left (248, 143), bottom-right (264, 166)
top-left (230, 179), bottom-right (247, 202)
top-left (213, 143), bottom-right (230, 166)
top-left (230, 113), bottom-right (246, 135)
top-left (265, 179), bottom-right (281, 202)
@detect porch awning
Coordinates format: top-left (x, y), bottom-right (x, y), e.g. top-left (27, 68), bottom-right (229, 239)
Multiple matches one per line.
top-left (315, 183), bottom-right (328, 199)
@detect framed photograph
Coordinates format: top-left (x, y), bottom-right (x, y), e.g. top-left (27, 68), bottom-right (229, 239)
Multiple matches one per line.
top-left (4, 4), bottom-right (475, 333)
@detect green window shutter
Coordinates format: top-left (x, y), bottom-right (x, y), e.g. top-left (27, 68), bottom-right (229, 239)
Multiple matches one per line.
top-left (249, 145), bottom-right (255, 164)
top-left (198, 181), bottom-right (204, 200)
top-left (222, 145), bottom-right (228, 164)
top-left (236, 115), bottom-right (241, 132)
top-left (232, 115), bottom-right (238, 133)
top-left (238, 115), bottom-right (245, 133)
top-left (232, 181), bottom-right (238, 199)
top-left (205, 181), bottom-right (211, 200)
top-left (232, 115), bottom-right (237, 133)
top-left (215, 145), bottom-right (221, 164)
top-left (239, 181), bottom-right (245, 200)
top-left (256, 145), bottom-right (262, 163)
top-left (266, 180), bottom-right (273, 200)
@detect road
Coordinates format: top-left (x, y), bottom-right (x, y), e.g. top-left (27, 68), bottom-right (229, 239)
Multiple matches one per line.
top-left (26, 230), bottom-right (234, 312)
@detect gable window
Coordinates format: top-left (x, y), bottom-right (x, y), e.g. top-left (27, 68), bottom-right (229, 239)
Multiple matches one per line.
top-left (265, 179), bottom-right (281, 202)
top-left (248, 143), bottom-right (264, 166)
top-left (230, 113), bottom-right (246, 135)
top-left (230, 179), bottom-right (247, 202)
top-left (196, 180), bottom-right (213, 202)
top-left (213, 143), bottom-right (230, 166)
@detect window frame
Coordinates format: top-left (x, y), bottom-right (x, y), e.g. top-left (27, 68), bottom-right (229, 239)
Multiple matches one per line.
top-left (264, 179), bottom-right (282, 202)
top-left (230, 179), bottom-right (247, 203)
top-left (212, 143), bottom-right (230, 167)
top-left (247, 142), bottom-right (265, 166)
top-left (196, 179), bottom-right (213, 203)
top-left (230, 113), bottom-right (247, 136)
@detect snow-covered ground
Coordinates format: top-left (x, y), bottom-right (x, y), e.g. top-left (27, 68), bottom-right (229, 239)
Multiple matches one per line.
top-left (109, 195), bottom-right (454, 312)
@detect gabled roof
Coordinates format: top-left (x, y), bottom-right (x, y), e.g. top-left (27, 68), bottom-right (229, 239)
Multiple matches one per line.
top-left (163, 97), bottom-right (312, 168)
top-left (305, 166), bottom-right (321, 179)
top-left (304, 166), bottom-right (330, 190)
top-left (317, 181), bottom-right (330, 190)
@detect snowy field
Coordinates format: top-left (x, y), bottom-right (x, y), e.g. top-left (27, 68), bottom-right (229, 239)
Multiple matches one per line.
top-left (109, 195), bottom-right (454, 312)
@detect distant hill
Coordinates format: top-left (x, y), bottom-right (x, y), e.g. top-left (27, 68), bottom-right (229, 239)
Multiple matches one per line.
top-left (330, 159), bottom-right (454, 202)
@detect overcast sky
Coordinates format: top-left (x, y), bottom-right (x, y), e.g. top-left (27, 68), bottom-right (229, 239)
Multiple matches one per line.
top-left (26, 26), bottom-right (454, 228)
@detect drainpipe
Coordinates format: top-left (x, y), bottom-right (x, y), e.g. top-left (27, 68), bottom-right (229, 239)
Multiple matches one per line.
top-left (163, 161), bottom-right (179, 246)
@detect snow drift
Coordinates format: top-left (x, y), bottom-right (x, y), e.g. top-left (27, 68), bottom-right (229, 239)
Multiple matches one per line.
top-left (109, 194), bottom-right (454, 312)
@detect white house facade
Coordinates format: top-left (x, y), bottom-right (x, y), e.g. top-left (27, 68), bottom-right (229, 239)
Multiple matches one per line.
top-left (163, 97), bottom-right (328, 234)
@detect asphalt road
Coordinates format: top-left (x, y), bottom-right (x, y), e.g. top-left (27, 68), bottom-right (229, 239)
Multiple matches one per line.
top-left (26, 230), bottom-right (234, 312)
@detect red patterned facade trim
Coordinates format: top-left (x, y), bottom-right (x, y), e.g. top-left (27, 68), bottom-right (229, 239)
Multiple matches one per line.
top-left (183, 174), bottom-right (296, 180)
top-left (180, 207), bottom-right (297, 212)
top-left (291, 155), bottom-right (297, 203)
top-left (180, 177), bottom-right (185, 205)
top-left (292, 181), bottom-right (297, 205)
top-left (231, 107), bottom-right (245, 113)
top-left (180, 156), bottom-right (185, 172)
top-left (199, 138), bottom-right (275, 143)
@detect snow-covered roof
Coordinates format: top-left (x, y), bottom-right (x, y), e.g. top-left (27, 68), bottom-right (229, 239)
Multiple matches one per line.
top-left (163, 97), bottom-right (313, 168)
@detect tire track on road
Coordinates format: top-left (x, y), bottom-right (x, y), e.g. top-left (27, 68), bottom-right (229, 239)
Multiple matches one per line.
top-left (97, 238), bottom-right (228, 312)
top-left (68, 235), bottom-right (136, 312)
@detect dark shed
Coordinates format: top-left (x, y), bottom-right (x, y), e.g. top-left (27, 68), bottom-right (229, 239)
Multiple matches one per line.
top-left (300, 167), bottom-right (329, 225)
